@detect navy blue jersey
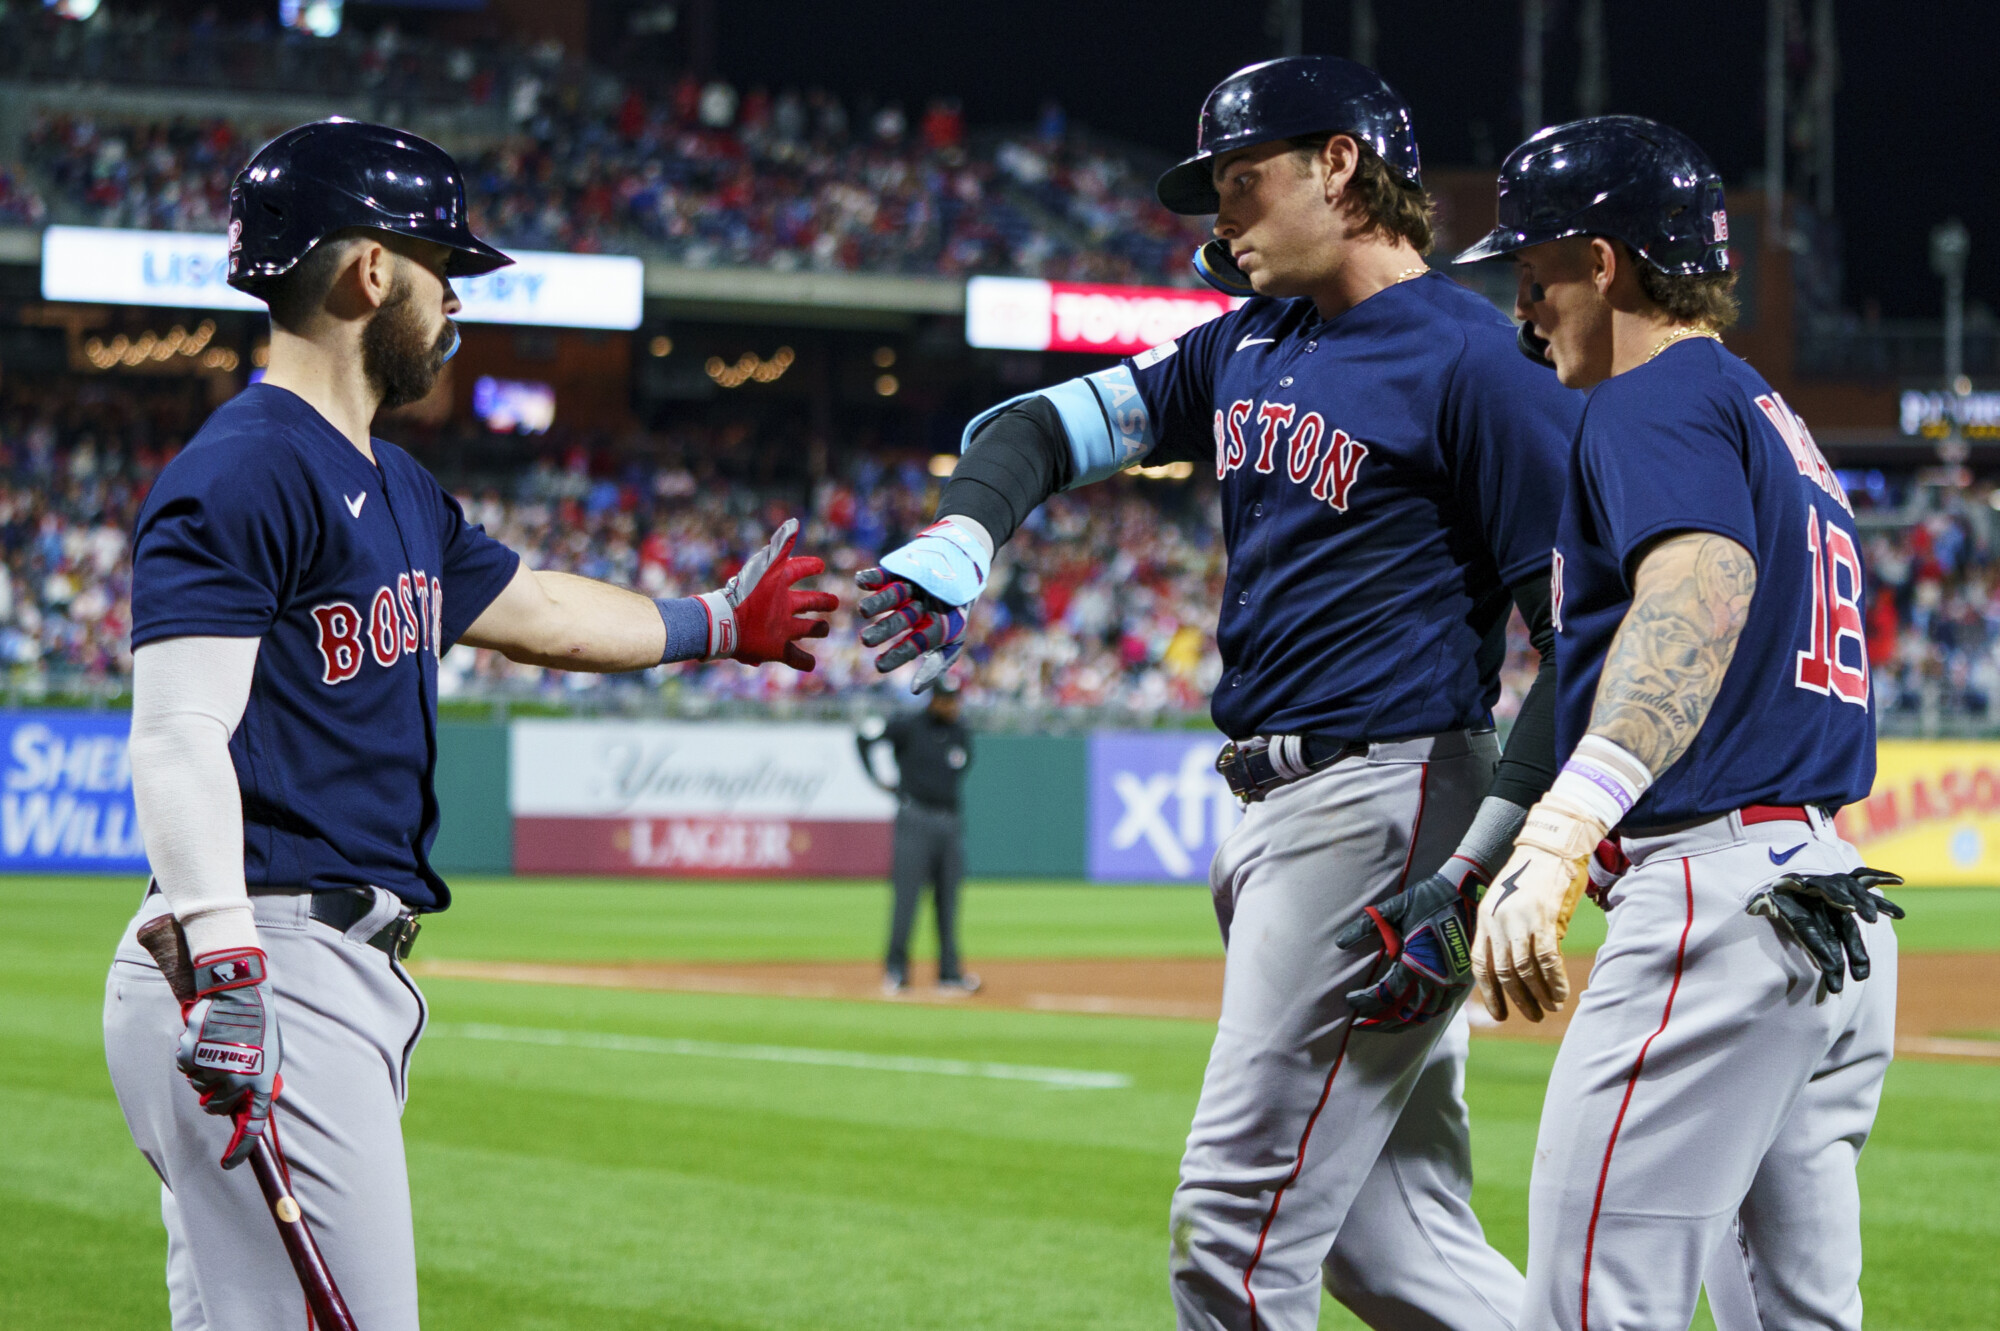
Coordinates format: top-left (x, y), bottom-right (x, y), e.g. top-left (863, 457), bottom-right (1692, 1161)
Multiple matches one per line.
top-left (1130, 272), bottom-right (1581, 741)
top-left (1552, 338), bottom-right (1875, 825)
top-left (131, 384), bottom-right (520, 909)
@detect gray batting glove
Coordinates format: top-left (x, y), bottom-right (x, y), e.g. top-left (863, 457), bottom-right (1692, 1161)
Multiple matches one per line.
top-left (175, 948), bottom-right (281, 1169)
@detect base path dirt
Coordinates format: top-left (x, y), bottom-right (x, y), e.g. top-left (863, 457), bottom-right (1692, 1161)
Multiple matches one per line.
top-left (412, 952), bottom-right (2000, 1062)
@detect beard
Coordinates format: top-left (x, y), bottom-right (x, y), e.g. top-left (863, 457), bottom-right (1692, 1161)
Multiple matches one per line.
top-left (362, 275), bottom-right (456, 410)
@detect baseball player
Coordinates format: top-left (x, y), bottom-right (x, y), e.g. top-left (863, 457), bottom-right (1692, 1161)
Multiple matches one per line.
top-left (1454, 115), bottom-right (1902, 1330)
top-left (856, 57), bottom-right (1583, 1331)
top-left (101, 120), bottom-right (836, 1330)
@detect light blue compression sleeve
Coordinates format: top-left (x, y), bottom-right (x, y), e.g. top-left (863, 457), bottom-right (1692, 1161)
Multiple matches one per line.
top-left (959, 364), bottom-right (1156, 489)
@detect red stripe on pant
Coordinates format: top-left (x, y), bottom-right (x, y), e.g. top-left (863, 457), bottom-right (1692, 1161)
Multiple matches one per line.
top-left (1578, 856), bottom-right (1697, 1330)
top-left (1239, 761), bottom-right (1429, 1328)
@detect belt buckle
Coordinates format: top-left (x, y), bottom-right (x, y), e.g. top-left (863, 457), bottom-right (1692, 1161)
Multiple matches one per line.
top-left (389, 914), bottom-right (420, 960)
top-left (1215, 738), bottom-right (1269, 804)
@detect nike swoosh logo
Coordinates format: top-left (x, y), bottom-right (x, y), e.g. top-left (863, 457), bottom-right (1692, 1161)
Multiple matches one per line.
top-left (1768, 843), bottom-right (1807, 865)
top-left (1235, 336), bottom-right (1276, 351)
top-left (345, 492), bottom-right (367, 518)
top-left (1492, 864), bottom-right (1529, 909)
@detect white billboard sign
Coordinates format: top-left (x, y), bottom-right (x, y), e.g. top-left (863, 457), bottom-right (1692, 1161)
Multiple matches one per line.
top-left (509, 720), bottom-right (897, 877)
top-left (510, 719), bottom-right (893, 819)
top-left (40, 226), bottom-right (644, 330)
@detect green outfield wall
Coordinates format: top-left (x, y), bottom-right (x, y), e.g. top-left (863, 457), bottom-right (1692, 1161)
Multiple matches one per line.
top-left (961, 732), bottom-right (1089, 878)
top-left (431, 721), bottom-right (514, 875)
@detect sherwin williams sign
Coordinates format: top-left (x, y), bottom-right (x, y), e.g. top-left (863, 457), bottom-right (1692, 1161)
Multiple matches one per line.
top-left (1086, 731), bottom-right (1239, 882)
top-left (40, 226), bottom-right (645, 329)
top-left (0, 711), bottom-right (148, 873)
top-left (509, 720), bottom-right (896, 877)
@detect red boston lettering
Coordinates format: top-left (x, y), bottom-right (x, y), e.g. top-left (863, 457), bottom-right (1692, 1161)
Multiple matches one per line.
top-left (1310, 430), bottom-right (1368, 511)
top-left (310, 602), bottom-right (365, 684)
top-left (1253, 402), bottom-right (1296, 475)
top-left (1286, 411), bottom-right (1326, 485)
top-left (397, 574), bottom-right (422, 654)
top-left (370, 587), bottom-right (401, 668)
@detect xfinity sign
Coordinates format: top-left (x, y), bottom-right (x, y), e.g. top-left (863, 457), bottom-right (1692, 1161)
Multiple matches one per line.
top-left (1087, 731), bottom-right (1241, 882)
top-left (40, 226), bottom-right (644, 330)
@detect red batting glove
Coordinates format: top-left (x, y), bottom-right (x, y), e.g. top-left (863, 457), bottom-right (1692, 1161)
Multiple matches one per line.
top-left (699, 519), bottom-right (839, 670)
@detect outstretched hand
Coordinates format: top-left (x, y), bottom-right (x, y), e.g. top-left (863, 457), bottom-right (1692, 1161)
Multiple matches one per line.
top-left (854, 516), bottom-right (992, 691)
top-left (855, 569), bottom-right (966, 686)
top-left (718, 520), bottom-right (839, 670)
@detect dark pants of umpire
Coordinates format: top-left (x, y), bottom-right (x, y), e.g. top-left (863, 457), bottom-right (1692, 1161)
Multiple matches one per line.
top-left (885, 801), bottom-right (965, 982)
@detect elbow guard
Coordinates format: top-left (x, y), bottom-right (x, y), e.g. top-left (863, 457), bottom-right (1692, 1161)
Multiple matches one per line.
top-left (961, 365), bottom-right (1156, 489)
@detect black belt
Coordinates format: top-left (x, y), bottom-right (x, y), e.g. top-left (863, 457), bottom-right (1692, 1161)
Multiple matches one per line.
top-left (145, 883), bottom-right (421, 960)
top-left (1215, 733), bottom-right (1365, 803)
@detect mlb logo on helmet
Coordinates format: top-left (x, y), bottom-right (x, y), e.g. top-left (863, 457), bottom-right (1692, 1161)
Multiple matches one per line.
top-left (1712, 210), bottom-right (1729, 242)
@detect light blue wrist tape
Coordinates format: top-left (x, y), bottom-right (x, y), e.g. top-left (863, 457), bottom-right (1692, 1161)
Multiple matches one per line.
top-left (655, 596), bottom-right (711, 664)
top-left (959, 364), bottom-right (1156, 489)
top-left (879, 519), bottom-right (989, 607)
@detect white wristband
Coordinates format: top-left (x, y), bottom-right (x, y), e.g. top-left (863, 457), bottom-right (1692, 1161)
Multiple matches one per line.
top-left (1549, 734), bottom-right (1654, 832)
top-left (695, 589), bottom-right (736, 659)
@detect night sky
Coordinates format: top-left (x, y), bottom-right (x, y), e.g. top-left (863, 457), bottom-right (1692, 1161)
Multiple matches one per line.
top-left (713, 0), bottom-right (1993, 320)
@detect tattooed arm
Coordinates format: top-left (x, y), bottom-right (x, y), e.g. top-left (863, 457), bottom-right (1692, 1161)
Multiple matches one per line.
top-left (1473, 529), bottom-right (1758, 1022)
top-left (1586, 531), bottom-right (1759, 777)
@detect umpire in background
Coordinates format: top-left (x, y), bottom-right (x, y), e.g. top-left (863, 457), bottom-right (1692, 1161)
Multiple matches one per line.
top-left (858, 675), bottom-right (978, 995)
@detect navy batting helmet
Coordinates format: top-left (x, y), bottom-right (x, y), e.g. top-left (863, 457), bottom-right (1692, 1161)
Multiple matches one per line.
top-left (1452, 115), bottom-right (1728, 276)
top-left (226, 119), bottom-right (512, 294)
top-left (1155, 56), bottom-right (1420, 217)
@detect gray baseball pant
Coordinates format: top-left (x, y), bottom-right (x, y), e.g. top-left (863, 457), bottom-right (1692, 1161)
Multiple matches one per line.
top-left (886, 801), bottom-right (966, 981)
top-left (1171, 729), bottom-right (1523, 1331)
top-left (103, 887), bottom-right (428, 1331)
top-left (1523, 807), bottom-right (1896, 1331)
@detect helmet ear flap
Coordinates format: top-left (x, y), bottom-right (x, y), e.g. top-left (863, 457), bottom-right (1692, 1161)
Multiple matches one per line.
top-left (1192, 238), bottom-right (1256, 297)
top-left (1517, 319), bottom-right (1555, 368)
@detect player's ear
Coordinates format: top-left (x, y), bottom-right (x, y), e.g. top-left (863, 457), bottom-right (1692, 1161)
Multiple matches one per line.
top-left (1321, 134), bottom-right (1359, 204)
top-left (352, 239), bottom-right (396, 311)
top-left (1588, 237), bottom-right (1618, 297)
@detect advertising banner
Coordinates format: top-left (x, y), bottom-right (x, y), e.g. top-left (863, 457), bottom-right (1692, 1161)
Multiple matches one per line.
top-left (965, 276), bottom-right (1243, 356)
top-left (509, 720), bottom-right (896, 877)
top-left (0, 711), bottom-right (148, 874)
top-left (1086, 730), bottom-right (1239, 882)
top-left (41, 226), bottom-right (645, 330)
top-left (1835, 739), bottom-right (2000, 886)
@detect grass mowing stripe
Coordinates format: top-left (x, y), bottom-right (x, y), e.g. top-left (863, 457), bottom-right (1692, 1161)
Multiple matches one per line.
top-left (429, 1021), bottom-right (1134, 1090)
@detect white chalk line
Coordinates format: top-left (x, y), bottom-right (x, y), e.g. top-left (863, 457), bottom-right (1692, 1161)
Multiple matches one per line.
top-left (1896, 1036), bottom-right (2000, 1061)
top-left (428, 1022), bottom-right (1133, 1090)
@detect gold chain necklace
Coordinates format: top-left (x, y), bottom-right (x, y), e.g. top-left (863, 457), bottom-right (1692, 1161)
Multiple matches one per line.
top-left (1645, 324), bottom-right (1721, 363)
top-left (1393, 266), bottom-right (1430, 284)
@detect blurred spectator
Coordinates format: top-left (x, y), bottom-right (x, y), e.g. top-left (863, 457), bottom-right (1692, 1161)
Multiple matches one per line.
top-left (0, 164), bottom-right (47, 226)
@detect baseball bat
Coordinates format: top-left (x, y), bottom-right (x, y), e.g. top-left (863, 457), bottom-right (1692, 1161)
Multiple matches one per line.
top-left (138, 912), bottom-right (361, 1331)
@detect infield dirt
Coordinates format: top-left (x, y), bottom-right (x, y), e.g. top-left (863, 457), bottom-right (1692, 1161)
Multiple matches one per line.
top-left (414, 951), bottom-right (2000, 1058)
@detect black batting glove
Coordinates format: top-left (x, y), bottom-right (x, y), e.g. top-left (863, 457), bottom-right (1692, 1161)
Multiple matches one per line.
top-left (1335, 859), bottom-right (1482, 1031)
top-left (1748, 866), bottom-right (1904, 991)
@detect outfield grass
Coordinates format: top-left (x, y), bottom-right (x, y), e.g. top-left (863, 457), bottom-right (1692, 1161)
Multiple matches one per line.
top-left (1, 877), bottom-right (1995, 1329)
top-left (421, 877), bottom-right (2000, 965)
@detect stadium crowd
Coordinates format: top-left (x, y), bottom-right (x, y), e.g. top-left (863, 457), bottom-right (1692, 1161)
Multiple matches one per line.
top-left (21, 99), bottom-right (1205, 284)
top-left (2, 378), bottom-right (1993, 730)
top-left (13, 0), bottom-right (1209, 285)
top-left (441, 443), bottom-right (1229, 714)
